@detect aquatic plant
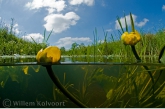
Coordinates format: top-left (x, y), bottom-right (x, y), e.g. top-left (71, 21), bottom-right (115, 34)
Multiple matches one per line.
top-left (121, 30), bottom-right (141, 45)
top-left (36, 46), bottom-right (88, 107)
top-left (113, 12), bottom-right (165, 107)
top-left (92, 65), bottom-right (165, 108)
top-left (117, 13), bottom-right (156, 93)
top-left (73, 66), bottom-right (104, 106)
top-left (118, 13), bottom-right (165, 91)
top-left (0, 65), bottom-right (40, 91)
top-left (36, 46), bottom-right (61, 63)
top-left (31, 29), bottom-right (53, 51)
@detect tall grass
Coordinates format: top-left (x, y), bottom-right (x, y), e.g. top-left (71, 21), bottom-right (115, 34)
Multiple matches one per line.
top-left (62, 16), bottom-right (165, 63)
top-left (0, 18), bottom-right (46, 55)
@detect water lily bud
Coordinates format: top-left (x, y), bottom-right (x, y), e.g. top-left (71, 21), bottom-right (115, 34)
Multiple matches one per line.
top-left (121, 30), bottom-right (141, 45)
top-left (36, 49), bottom-right (43, 62)
top-left (36, 46), bottom-right (61, 63)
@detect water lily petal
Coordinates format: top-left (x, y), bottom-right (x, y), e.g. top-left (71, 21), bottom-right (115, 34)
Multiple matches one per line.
top-left (36, 46), bottom-right (61, 63)
top-left (121, 30), bottom-right (141, 45)
top-left (36, 49), bottom-right (43, 62)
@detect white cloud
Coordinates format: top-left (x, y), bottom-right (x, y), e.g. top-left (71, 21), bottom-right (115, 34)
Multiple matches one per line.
top-left (115, 14), bottom-right (149, 29)
top-left (22, 33), bottom-right (44, 43)
top-left (162, 5), bottom-right (165, 10)
top-left (69, 0), bottom-right (94, 6)
top-left (135, 18), bottom-right (149, 27)
top-left (46, 8), bottom-right (56, 14)
top-left (13, 23), bottom-right (20, 34)
top-left (25, 0), bottom-right (66, 12)
top-left (55, 37), bottom-right (92, 49)
top-left (115, 14), bottom-right (136, 29)
top-left (44, 12), bottom-right (80, 33)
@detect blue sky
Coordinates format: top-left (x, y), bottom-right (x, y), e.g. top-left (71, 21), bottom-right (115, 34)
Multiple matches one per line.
top-left (0, 0), bottom-right (165, 49)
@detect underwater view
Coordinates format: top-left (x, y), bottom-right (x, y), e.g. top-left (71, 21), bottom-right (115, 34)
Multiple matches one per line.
top-left (0, 56), bottom-right (165, 108)
top-left (1, 0), bottom-right (165, 108)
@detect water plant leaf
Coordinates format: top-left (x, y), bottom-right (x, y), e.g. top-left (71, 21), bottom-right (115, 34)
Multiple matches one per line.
top-left (160, 55), bottom-right (165, 64)
top-left (42, 28), bottom-right (53, 44)
top-left (46, 29), bottom-right (53, 43)
top-left (106, 89), bottom-right (113, 100)
top-left (110, 34), bottom-right (115, 42)
top-left (1, 81), bottom-right (5, 88)
top-left (30, 36), bottom-right (37, 44)
top-left (31, 65), bottom-right (40, 72)
top-left (93, 74), bottom-right (117, 93)
top-left (124, 13), bottom-right (128, 32)
top-left (0, 75), bottom-right (9, 88)
top-left (9, 74), bottom-right (19, 83)
top-left (117, 16), bottom-right (124, 33)
top-left (43, 28), bottom-right (46, 42)
top-left (22, 66), bottom-right (29, 75)
top-left (130, 13), bottom-right (135, 32)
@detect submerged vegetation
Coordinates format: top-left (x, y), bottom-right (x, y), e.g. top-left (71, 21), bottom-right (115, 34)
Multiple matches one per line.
top-left (1, 64), bottom-right (165, 108)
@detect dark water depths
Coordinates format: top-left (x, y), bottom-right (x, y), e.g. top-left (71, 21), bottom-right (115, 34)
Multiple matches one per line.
top-left (0, 56), bottom-right (165, 107)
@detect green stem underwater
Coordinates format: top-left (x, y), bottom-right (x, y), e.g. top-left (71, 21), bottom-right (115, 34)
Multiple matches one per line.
top-left (154, 45), bottom-right (165, 86)
top-left (131, 45), bottom-right (155, 93)
top-left (45, 65), bottom-right (88, 108)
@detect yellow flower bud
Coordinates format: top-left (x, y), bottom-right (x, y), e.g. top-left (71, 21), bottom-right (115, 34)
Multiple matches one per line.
top-left (36, 46), bottom-right (61, 64)
top-left (121, 30), bottom-right (141, 45)
top-left (36, 49), bottom-right (43, 62)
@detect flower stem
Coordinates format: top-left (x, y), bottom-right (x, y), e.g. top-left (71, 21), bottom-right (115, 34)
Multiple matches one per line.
top-left (154, 45), bottom-right (165, 86)
top-left (131, 45), bottom-right (141, 62)
top-left (158, 45), bottom-right (165, 63)
top-left (131, 45), bottom-right (155, 93)
top-left (45, 65), bottom-right (88, 108)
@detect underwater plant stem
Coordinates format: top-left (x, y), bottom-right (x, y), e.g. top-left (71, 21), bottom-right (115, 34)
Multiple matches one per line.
top-left (45, 65), bottom-right (88, 108)
top-left (154, 45), bottom-right (165, 85)
top-left (133, 81), bottom-right (139, 107)
top-left (131, 45), bottom-right (155, 93)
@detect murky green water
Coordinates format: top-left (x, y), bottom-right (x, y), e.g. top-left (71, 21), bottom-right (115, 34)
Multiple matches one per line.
top-left (0, 56), bottom-right (165, 107)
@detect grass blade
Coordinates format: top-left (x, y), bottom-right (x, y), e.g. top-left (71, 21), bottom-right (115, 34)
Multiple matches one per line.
top-left (124, 13), bottom-right (128, 32)
top-left (46, 29), bottom-right (53, 42)
top-left (117, 16), bottom-right (124, 33)
top-left (130, 13), bottom-right (135, 32)
top-left (43, 28), bottom-right (46, 42)
top-left (30, 36), bottom-right (37, 44)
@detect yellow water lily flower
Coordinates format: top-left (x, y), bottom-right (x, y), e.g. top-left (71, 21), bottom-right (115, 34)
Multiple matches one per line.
top-left (36, 46), bottom-right (61, 63)
top-left (121, 30), bottom-right (141, 45)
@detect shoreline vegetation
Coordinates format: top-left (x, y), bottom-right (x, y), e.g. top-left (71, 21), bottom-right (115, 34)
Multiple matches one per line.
top-left (1, 18), bottom-right (165, 62)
